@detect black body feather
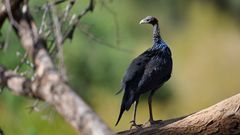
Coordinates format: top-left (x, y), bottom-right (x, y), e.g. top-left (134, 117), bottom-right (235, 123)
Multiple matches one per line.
top-left (116, 16), bottom-right (173, 126)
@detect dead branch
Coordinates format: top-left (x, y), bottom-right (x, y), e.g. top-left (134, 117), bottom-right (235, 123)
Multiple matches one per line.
top-left (0, 0), bottom-right (113, 134)
top-left (118, 93), bottom-right (240, 135)
top-left (62, 0), bottom-right (94, 42)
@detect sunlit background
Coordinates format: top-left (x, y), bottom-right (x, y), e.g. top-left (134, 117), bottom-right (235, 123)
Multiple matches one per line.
top-left (1, 0), bottom-right (240, 134)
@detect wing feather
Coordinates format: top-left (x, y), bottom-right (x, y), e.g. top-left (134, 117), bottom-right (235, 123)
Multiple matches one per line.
top-left (121, 49), bottom-right (153, 88)
top-left (137, 48), bottom-right (172, 93)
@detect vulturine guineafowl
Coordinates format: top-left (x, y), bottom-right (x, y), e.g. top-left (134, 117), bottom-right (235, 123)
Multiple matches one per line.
top-left (116, 16), bottom-right (173, 128)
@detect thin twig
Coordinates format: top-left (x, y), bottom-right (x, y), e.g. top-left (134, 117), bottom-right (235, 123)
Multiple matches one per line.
top-left (27, 99), bottom-right (40, 113)
top-left (62, 0), bottom-right (94, 42)
top-left (39, 0), bottom-right (68, 10)
top-left (53, 0), bottom-right (67, 5)
top-left (79, 24), bottom-right (132, 52)
top-left (39, 6), bottom-right (49, 35)
top-left (62, 0), bottom-right (76, 21)
top-left (100, 0), bottom-right (120, 46)
top-left (50, 3), bottom-right (68, 81)
top-left (14, 52), bottom-right (28, 72)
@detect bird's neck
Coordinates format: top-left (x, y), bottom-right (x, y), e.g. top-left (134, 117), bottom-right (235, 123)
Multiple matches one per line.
top-left (152, 24), bottom-right (164, 49)
top-left (153, 24), bottom-right (162, 44)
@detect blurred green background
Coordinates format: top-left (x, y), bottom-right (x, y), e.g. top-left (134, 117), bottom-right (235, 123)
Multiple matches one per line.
top-left (1, 0), bottom-right (240, 134)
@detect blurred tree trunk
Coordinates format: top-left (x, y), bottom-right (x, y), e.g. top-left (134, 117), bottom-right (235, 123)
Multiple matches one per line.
top-left (0, 0), bottom-right (113, 135)
top-left (118, 93), bottom-right (240, 135)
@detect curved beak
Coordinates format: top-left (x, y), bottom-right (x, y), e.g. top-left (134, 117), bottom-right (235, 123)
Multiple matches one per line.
top-left (139, 19), bottom-right (147, 24)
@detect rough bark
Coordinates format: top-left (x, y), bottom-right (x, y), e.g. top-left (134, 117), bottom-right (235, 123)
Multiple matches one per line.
top-left (0, 0), bottom-right (113, 135)
top-left (0, 66), bottom-right (113, 135)
top-left (118, 93), bottom-right (240, 135)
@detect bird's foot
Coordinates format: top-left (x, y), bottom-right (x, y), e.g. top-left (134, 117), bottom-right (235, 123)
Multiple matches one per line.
top-left (145, 119), bottom-right (163, 126)
top-left (129, 120), bottom-right (143, 129)
top-left (150, 119), bottom-right (163, 125)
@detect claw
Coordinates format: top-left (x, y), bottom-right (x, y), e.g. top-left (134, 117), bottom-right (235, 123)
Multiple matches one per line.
top-left (129, 120), bottom-right (143, 129)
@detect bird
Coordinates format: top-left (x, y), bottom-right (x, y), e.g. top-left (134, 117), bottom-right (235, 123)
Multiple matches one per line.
top-left (115, 16), bottom-right (173, 128)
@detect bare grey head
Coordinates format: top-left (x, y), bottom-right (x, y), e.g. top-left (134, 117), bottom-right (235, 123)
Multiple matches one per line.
top-left (139, 16), bottom-right (158, 25)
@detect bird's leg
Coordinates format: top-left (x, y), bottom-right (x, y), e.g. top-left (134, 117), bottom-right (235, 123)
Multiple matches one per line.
top-left (148, 90), bottom-right (155, 123)
top-left (148, 90), bottom-right (163, 125)
top-left (130, 99), bottom-right (142, 129)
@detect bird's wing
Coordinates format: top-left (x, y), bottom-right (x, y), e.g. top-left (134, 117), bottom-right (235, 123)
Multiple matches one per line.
top-left (121, 49), bottom-right (153, 88)
top-left (137, 49), bottom-right (172, 92)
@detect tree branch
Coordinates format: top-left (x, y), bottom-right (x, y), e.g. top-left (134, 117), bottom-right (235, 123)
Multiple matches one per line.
top-left (0, 0), bottom-right (23, 28)
top-left (118, 93), bottom-right (240, 135)
top-left (0, 66), bottom-right (36, 97)
top-left (0, 64), bottom-right (113, 135)
top-left (63, 0), bottom-right (94, 42)
top-left (1, 0), bottom-right (113, 134)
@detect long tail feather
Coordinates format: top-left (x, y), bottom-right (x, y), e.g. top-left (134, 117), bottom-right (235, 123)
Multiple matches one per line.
top-left (115, 89), bottom-right (135, 126)
top-left (115, 106), bottom-right (125, 126)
